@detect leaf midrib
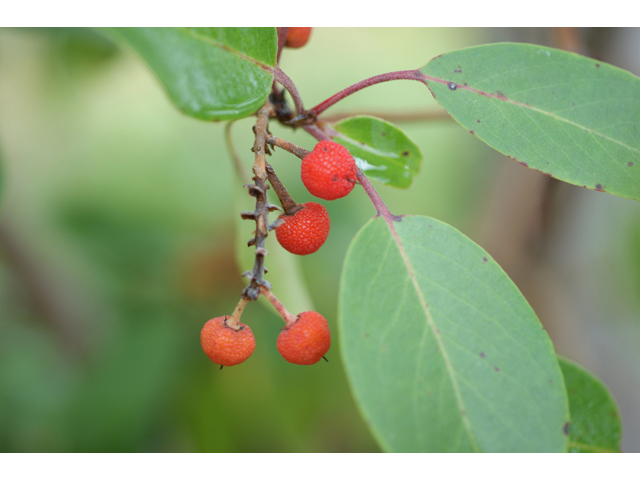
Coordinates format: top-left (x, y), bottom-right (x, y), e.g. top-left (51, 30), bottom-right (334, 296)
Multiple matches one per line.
top-left (421, 73), bottom-right (640, 156)
top-left (179, 27), bottom-right (276, 72)
top-left (383, 217), bottom-right (480, 452)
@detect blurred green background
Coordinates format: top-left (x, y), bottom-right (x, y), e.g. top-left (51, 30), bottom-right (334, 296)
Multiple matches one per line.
top-left (1, 27), bottom-right (639, 452)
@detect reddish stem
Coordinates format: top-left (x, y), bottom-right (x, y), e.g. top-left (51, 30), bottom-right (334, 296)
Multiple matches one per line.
top-left (276, 27), bottom-right (289, 64)
top-left (310, 69), bottom-right (425, 117)
top-left (302, 124), bottom-right (332, 142)
top-left (357, 169), bottom-right (401, 224)
top-left (260, 286), bottom-right (297, 326)
top-left (273, 67), bottom-right (305, 116)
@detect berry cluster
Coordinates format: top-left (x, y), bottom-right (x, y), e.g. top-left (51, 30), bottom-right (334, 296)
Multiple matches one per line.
top-left (201, 290), bottom-right (331, 368)
top-left (275, 140), bottom-right (357, 255)
top-left (200, 29), bottom-right (357, 371)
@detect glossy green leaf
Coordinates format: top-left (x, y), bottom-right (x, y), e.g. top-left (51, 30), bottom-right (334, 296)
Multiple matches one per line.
top-left (106, 28), bottom-right (277, 121)
top-left (339, 215), bottom-right (569, 452)
top-left (328, 116), bottom-right (422, 188)
top-left (559, 357), bottom-right (622, 453)
top-left (421, 43), bottom-right (640, 201)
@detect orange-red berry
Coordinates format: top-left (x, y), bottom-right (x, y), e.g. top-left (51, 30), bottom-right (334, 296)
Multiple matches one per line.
top-left (201, 316), bottom-right (255, 367)
top-left (301, 141), bottom-right (357, 200)
top-left (284, 27), bottom-right (312, 49)
top-left (275, 202), bottom-right (330, 255)
top-left (277, 311), bottom-right (331, 365)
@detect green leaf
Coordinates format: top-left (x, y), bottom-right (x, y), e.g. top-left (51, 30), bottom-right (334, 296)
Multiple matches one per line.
top-left (421, 43), bottom-right (640, 201)
top-left (559, 357), bottom-right (622, 453)
top-left (328, 116), bottom-right (422, 188)
top-left (106, 27), bottom-right (277, 121)
top-left (339, 215), bottom-right (569, 452)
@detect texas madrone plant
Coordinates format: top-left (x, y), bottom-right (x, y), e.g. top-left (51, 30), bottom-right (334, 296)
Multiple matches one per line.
top-left (108, 27), bottom-right (639, 452)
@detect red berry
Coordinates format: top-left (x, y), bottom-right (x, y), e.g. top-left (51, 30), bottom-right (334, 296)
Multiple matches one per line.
top-left (301, 141), bottom-right (357, 200)
top-left (275, 202), bottom-right (330, 255)
top-left (277, 311), bottom-right (331, 365)
top-left (201, 316), bottom-right (255, 367)
top-left (284, 27), bottom-right (312, 49)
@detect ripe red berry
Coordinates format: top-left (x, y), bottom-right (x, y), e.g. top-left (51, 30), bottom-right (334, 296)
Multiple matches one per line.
top-left (301, 141), bottom-right (357, 200)
top-left (284, 27), bottom-right (312, 49)
top-left (275, 202), bottom-right (330, 255)
top-left (277, 311), bottom-right (331, 365)
top-left (201, 316), bottom-right (255, 367)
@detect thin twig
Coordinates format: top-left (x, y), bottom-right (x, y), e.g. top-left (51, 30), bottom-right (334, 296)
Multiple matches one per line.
top-left (273, 67), bottom-right (305, 116)
top-left (241, 101), bottom-right (278, 299)
top-left (266, 136), bottom-right (310, 159)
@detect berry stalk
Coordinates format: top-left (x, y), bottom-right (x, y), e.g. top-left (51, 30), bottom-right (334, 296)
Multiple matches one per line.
top-left (266, 136), bottom-right (310, 160)
top-left (265, 163), bottom-right (302, 216)
top-left (226, 296), bottom-right (251, 330)
top-left (260, 286), bottom-right (297, 326)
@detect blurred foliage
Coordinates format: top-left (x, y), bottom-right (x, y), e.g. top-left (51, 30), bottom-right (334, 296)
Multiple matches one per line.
top-left (1, 27), bottom-right (640, 452)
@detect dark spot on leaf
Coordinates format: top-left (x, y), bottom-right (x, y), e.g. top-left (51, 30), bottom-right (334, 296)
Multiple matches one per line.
top-left (494, 366), bottom-right (500, 372)
top-left (477, 119), bottom-right (481, 123)
top-left (428, 225), bottom-right (432, 228)
top-left (470, 130), bottom-right (474, 135)
top-left (448, 82), bottom-right (457, 91)
top-left (563, 422), bottom-right (570, 435)
top-left (463, 83), bottom-right (468, 86)
top-left (628, 162), bottom-right (634, 167)
top-left (453, 66), bottom-right (462, 73)
top-left (495, 90), bottom-right (506, 98)
top-left (402, 151), bottom-right (409, 156)
top-left (483, 257), bottom-right (488, 263)
top-left (595, 183), bottom-right (604, 191)
top-left (480, 352), bottom-right (486, 358)
top-left (595, 63), bottom-right (600, 68)
top-left (572, 102), bottom-right (575, 107)
top-left (522, 162), bottom-right (528, 167)
top-left (364, 333), bottom-right (370, 338)
top-left (381, 132), bottom-right (386, 136)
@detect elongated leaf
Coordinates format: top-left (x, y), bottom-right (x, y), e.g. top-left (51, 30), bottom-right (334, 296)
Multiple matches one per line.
top-left (328, 116), bottom-right (422, 188)
top-left (559, 357), bottom-right (622, 453)
top-left (339, 215), bottom-right (569, 452)
top-left (421, 43), bottom-right (640, 201)
top-left (106, 27), bottom-right (277, 121)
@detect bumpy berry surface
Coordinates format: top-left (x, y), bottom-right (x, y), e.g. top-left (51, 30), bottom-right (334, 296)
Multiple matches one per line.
top-left (275, 202), bottom-right (330, 255)
top-left (201, 316), bottom-right (255, 367)
top-left (277, 311), bottom-right (331, 365)
top-left (284, 27), bottom-right (312, 48)
top-left (301, 141), bottom-right (357, 200)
